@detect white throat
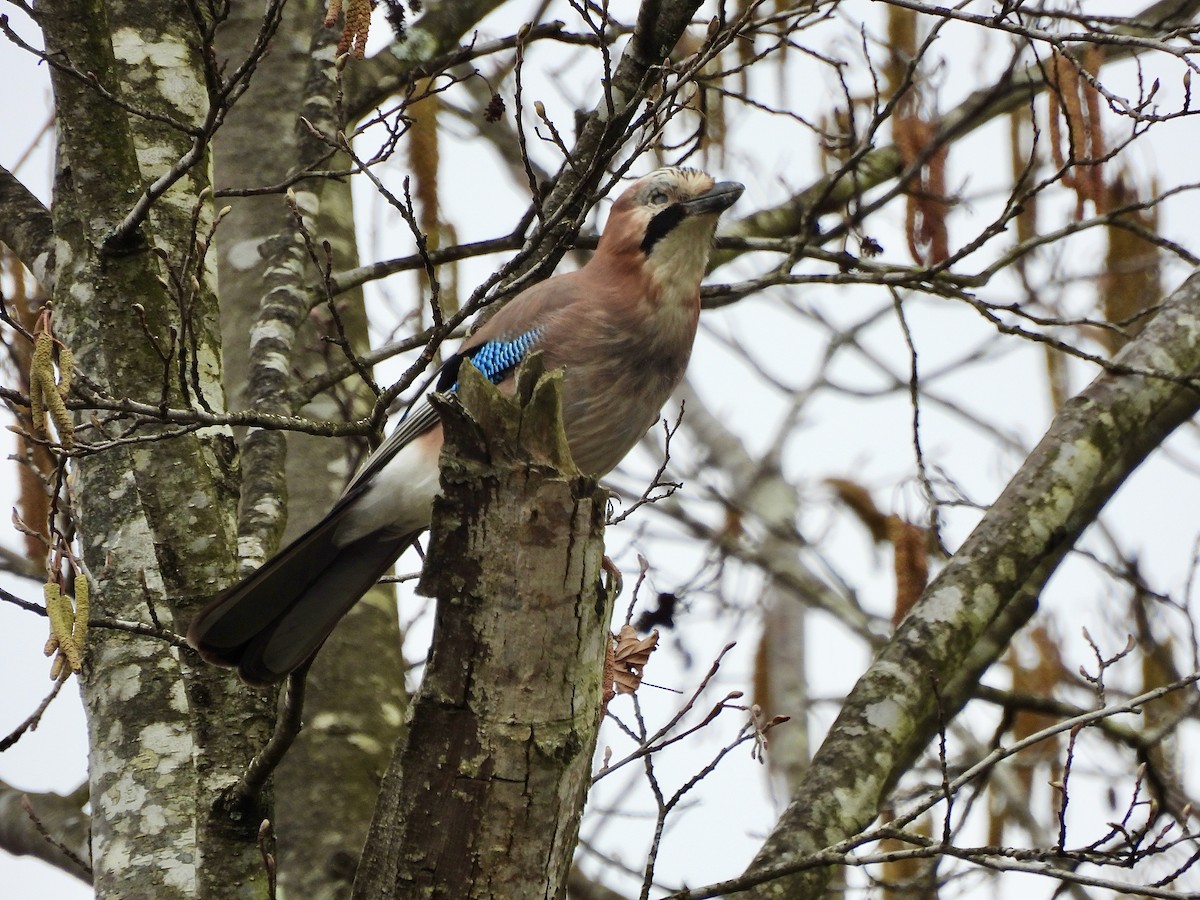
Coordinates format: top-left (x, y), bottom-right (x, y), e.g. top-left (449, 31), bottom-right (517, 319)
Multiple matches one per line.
top-left (646, 216), bottom-right (716, 310)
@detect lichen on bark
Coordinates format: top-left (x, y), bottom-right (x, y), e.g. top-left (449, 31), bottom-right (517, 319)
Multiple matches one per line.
top-left (742, 273), bottom-right (1200, 897)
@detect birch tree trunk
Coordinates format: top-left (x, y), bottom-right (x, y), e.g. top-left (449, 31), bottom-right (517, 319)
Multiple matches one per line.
top-left (211, 5), bottom-right (407, 895)
top-left (39, 0), bottom-right (270, 895)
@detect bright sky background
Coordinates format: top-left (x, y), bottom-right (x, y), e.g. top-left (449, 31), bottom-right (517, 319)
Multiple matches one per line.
top-left (3, 2), bottom-right (1200, 897)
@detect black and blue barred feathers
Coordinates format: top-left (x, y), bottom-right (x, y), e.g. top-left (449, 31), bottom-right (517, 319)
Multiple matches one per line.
top-left (438, 327), bottom-right (544, 393)
top-left (468, 328), bottom-right (543, 383)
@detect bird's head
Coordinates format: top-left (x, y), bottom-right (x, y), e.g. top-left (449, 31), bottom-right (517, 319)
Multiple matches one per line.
top-left (595, 167), bottom-right (744, 305)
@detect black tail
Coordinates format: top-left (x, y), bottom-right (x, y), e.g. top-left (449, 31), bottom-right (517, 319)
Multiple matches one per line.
top-left (188, 510), bottom-right (414, 685)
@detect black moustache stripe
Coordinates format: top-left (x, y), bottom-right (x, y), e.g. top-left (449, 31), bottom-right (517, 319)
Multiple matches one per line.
top-left (640, 204), bottom-right (687, 255)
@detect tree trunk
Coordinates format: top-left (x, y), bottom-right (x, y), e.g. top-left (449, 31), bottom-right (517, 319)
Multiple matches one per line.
top-left (353, 361), bottom-right (611, 900)
top-left (211, 5), bottom-right (407, 896)
top-left (40, 1), bottom-right (270, 895)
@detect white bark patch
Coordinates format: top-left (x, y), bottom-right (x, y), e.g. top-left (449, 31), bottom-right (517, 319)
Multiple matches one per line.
top-left (169, 674), bottom-right (189, 715)
top-left (69, 279), bottom-right (94, 304)
top-left (1140, 347), bottom-right (1184, 400)
top-left (228, 238), bottom-right (267, 272)
top-left (1051, 438), bottom-right (1102, 493)
top-left (256, 348), bottom-right (292, 376)
top-left (33, 250), bottom-right (52, 281)
top-left (54, 236), bottom-right (74, 268)
top-left (139, 804), bottom-right (170, 835)
top-left (914, 584), bottom-right (964, 623)
top-left (136, 143), bottom-right (189, 179)
top-left (291, 190), bottom-right (320, 217)
top-left (161, 855), bottom-right (197, 891)
top-left (250, 317), bottom-right (298, 346)
top-left (326, 453), bottom-right (352, 481)
top-left (1026, 439), bottom-right (1102, 548)
top-left (198, 423), bottom-right (236, 443)
top-left (138, 722), bottom-right (190, 776)
top-left (190, 344), bottom-right (225, 409)
top-left (104, 766), bottom-right (149, 815)
top-left (348, 733), bottom-right (384, 755)
top-left (863, 697), bottom-right (905, 733)
top-left (96, 832), bottom-right (132, 872)
top-left (380, 702), bottom-right (404, 727)
top-left (91, 502), bottom-right (161, 583)
top-left (996, 555), bottom-right (1016, 582)
top-left (111, 29), bottom-right (207, 120)
top-left (238, 532), bottom-right (273, 568)
top-left (249, 494), bottom-right (284, 520)
top-left (391, 27), bottom-right (437, 64)
top-left (310, 712), bottom-right (343, 732)
top-left (107, 467), bottom-right (136, 501)
top-left (110, 664), bottom-right (144, 702)
top-left (832, 780), bottom-right (881, 824)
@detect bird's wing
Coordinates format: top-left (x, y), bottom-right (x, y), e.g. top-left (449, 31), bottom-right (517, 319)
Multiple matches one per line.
top-left (340, 395), bottom-right (441, 500)
top-left (339, 274), bottom-right (588, 501)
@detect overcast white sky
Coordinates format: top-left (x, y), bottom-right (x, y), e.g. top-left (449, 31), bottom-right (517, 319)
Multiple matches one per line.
top-left (3, 2), bottom-right (1200, 897)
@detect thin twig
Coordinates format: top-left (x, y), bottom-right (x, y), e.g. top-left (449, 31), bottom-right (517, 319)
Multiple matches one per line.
top-left (0, 675), bottom-right (68, 752)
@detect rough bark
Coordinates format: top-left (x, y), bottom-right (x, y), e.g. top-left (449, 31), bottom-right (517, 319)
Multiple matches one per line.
top-left (0, 166), bottom-right (56, 292)
top-left (39, 1), bottom-right (271, 896)
top-left (353, 361), bottom-right (610, 900)
top-left (740, 271), bottom-right (1200, 897)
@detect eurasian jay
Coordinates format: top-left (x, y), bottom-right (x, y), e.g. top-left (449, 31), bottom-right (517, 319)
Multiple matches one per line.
top-left (188, 167), bottom-right (744, 684)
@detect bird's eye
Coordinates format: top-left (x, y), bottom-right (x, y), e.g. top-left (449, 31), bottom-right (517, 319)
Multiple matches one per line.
top-left (649, 190), bottom-right (670, 205)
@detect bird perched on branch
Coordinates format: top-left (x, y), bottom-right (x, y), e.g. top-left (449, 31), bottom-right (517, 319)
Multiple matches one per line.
top-left (188, 167), bottom-right (744, 684)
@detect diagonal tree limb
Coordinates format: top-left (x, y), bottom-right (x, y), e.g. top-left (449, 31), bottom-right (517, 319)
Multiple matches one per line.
top-left (0, 779), bottom-right (91, 882)
top-left (346, 0), bottom-right (509, 120)
top-left (739, 267), bottom-right (1200, 898)
top-left (0, 165), bottom-right (56, 293)
top-left (711, 0), bottom-right (1200, 269)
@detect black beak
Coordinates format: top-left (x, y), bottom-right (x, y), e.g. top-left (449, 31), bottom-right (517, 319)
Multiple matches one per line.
top-left (681, 181), bottom-right (745, 216)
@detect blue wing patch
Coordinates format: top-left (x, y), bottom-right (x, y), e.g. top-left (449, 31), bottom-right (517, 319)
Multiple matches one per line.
top-left (456, 328), bottom-right (543, 389)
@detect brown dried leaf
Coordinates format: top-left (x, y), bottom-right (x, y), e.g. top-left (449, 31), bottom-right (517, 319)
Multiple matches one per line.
top-left (601, 637), bottom-right (616, 714)
top-left (1046, 48), bottom-right (1109, 218)
top-left (887, 516), bottom-right (929, 627)
top-left (884, 5), bottom-right (918, 97)
top-left (612, 625), bottom-right (659, 695)
top-left (896, 114), bottom-right (950, 264)
top-left (1099, 175), bottom-right (1160, 353)
top-left (5, 254), bottom-right (54, 559)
